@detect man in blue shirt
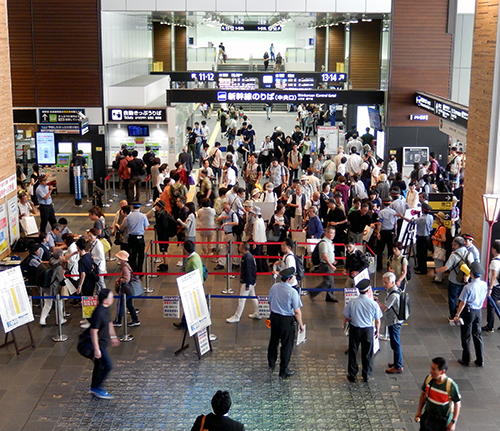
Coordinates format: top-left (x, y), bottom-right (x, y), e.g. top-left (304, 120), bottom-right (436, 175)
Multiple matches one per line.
top-left (454, 261), bottom-right (487, 367)
top-left (267, 267), bottom-right (304, 379)
top-left (126, 203), bottom-right (149, 272)
top-left (414, 203), bottom-right (434, 274)
top-left (343, 279), bottom-right (383, 382)
top-left (36, 175), bottom-right (57, 232)
top-left (462, 234), bottom-right (480, 262)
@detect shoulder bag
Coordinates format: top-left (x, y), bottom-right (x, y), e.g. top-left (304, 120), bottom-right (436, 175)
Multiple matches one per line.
top-left (122, 274), bottom-right (145, 297)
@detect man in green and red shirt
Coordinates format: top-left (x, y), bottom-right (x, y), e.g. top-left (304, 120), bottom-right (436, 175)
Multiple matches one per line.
top-left (415, 357), bottom-right (461, 431)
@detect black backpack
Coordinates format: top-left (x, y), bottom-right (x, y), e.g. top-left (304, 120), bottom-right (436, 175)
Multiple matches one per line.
top-left (231, 212), bottom-right (245, 237)
top-left (311, 240), bottom-right (326, 266)
top-left (36, 263), bottom-right (54, 289)
top-left (390, 289), bottom-right (411, 321)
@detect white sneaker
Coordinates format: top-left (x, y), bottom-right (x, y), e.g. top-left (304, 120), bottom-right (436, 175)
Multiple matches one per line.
top-left (80, 319), bottom-right (88, 324)
top-left (80, 322), bottom-right (91, 329)
top-left (226, 316), bottom-right (240, 323)
top-left (379, 334), bottom-right (390, 341)
top-left (249, 313), bottom-right (262, 320)
top-left (154, 258), bottom-right (163, 263)
top-left (176, 261), bottom-right (183, 267)
top-left (60, 319), bottom-right (67, 325)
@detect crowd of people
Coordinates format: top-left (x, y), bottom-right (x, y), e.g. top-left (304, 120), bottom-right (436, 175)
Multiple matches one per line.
top-left (13, 109), bottom-right (491, 429)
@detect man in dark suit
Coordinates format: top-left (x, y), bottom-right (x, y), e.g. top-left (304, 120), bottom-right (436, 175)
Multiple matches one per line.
top-left (190, 390), bottom-right (245, 431)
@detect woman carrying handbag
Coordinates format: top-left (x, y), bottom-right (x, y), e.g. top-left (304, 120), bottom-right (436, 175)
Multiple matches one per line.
top-left (113, 251), bottom-right (140, 327)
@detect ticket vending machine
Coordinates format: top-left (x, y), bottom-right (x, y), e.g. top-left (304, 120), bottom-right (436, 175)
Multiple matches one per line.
top-left (54, 154), bottom-right (71, 193)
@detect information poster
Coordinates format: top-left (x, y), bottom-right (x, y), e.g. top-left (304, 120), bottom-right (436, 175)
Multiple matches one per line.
top-left (196, 327), bottom-right (211, 357)
top-left (176, 270), bottom-right (211, 337)
top-left (258, 295), bottom-right (270, 318)
top-left (163, 295), bottom-right (180, 318)
top-left (35, 132), bottom-right (56, 165)
top-left (344, 288), bottom-right (359, 306)
top-left (0, 203), bottom-right (8, 254)
top-left (82, 296), bottom-right (98, 319)
top-left (7, 196), bottom-right (20, 245)
top-left (317, 126), bottom-right (339, 155)
top-left (0, 266), bottom-right (34, 332)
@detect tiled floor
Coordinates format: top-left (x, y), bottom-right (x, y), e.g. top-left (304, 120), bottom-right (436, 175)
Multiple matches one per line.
top-left (2, 112), bottom-right (500, 430)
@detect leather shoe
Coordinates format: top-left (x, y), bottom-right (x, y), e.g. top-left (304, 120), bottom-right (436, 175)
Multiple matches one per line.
top-left (347, 375), bottom-right (357, 383)
top-left (474, 360), bottom-right (484, 367)
top-left (482, 326), bottom-right (494, 332)
top-left (268, 363), bottom-right (275, 371)
top-left (279, 370), bottom-right (295, 379)
top-left (458, 359), bottom-right (469, 367)
top-left (173, 322), bottom-right (186, 329)
top-left (385, 367), bottom-right (404, 374)
top-left (325, 295), bottom-right (338, 303)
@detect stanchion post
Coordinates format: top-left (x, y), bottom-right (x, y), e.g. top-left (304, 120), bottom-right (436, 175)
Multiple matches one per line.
top-left (293, 240), bottom-right (303, 293)
top-left (222, 240), bottom-right (234, 294)
top-left (119, 293), bottom-right (134, 342)
top-left (52, 294), bottom-right (68, 342)
top-left (111, 170), bottom-right (118, 198)
top-left (207, 293), bottom-right (217, 341)
top-left (145, 246), bottom-right (154, 293)
top-left (103, 175), bottom-right (111, 207)
top-left (146, 176), bottom-right (153, 206)
top-left (216, 227), bottom-right (220, 254)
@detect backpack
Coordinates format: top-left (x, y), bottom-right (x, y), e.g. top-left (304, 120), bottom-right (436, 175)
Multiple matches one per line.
top-left (453, 250), bottom-right (471, 284)
top-left (294, 255), bottom-right (305, 282)
top-left (36, 262), bottom-right (54, 289)
top-left (232, 212), bottom-right (245, 237)
top-left (390, 289), bottom-right (411, 321)
top-left (311, 240), bottom-right (326, 266)
top-left (102, 224), bottom-right (113, 242)
top-left (171, 183), bottom-right (184, 198)
top-left (285, 253), bottom-right (305, 282)
top-left (88, 262), bottom-right (100, 284)
top-left (31, 181), bottom-right (40, 205)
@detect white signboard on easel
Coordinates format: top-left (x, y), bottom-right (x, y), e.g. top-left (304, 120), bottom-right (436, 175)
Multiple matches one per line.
top-left (317, 126), bottom-right (339, 155)
top-left (0, 266), bottom-right (34, 332)
top-left (176, 270), bottom-right (211, 336)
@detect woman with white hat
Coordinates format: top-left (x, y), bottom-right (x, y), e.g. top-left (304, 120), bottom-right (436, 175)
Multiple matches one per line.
top-left (431, 212), bottom-right (448, 284)
top-left (113, 250), bottom-right (140, 327)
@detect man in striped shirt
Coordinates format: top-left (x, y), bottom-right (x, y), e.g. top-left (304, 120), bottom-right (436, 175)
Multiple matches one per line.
top-left (415, 357), bottom-right (461, 431)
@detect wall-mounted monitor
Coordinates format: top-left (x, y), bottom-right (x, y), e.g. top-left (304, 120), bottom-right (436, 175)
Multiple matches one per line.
top-left (36, 132), bottom-right (56, 165)
top-left (78, 142), bottom-right (92, 154)
top-left (128, 125), bottom-right (149, 137)
top-left (58, 142), bottom-right (72, 153)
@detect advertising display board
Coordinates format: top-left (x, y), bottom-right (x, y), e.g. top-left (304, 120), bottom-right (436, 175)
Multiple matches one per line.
top-left (0, 266), bottom-right (34, 333)
top-left (176, 270), bottom-right (211, 337)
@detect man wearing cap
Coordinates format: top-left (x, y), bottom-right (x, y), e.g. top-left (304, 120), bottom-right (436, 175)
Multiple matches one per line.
top-left (242, 199), bottom-right (254, 242)
top-left (243, 153), bottom-right (261, 198)
top-left (299, 175), bottom-right (313, 201)
top-left (343, 279), bottom-right (383, 382)
top-left (390, 187), bottom-right (408, 238)
top-left (377, 200), bottom-right (405, 271)
top-left (36, 175), bottom-right (57, 232)
top-left (126, 203), bottom-right (150, 273)
top-left (435, 236), bottom-right (472, 320)
top-left (463, 234), bottom-right (480, 262)
top-left (414, 203), bottom-right (434, 274)
top-left (454, 261), bottom-right (487, 366)
top-left (268, 267), bottom-right (305, 379)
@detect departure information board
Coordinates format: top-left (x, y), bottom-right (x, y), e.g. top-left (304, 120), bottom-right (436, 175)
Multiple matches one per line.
top-left (152, 71), bottom-right (347, 89)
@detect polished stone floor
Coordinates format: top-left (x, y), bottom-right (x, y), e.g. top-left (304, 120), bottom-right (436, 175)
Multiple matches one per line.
top-left (2, 112), bottom-right (500, 430)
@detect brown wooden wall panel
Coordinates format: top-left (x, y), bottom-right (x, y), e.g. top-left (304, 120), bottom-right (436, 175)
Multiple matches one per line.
top-left (461, 0), bottom-right (499, 248)
top-left (388, 0), bottom-right (452, 126)
top-left (7, 0), bottom-right (101, 107)
top-left (6, 0), bottom-right (36, 107)
top-left (315, 28), bottom-right (326, 72)
top-left (349, 20), bottom-right (381, 90)
top-left (153, 22), bottom-right (171, 71)
top-left (0, 0), bottom-right (19, 259)
top-left (175, 27), bottom-right (187, 71)
top-left (328, 25), bottom-right (345, 72)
